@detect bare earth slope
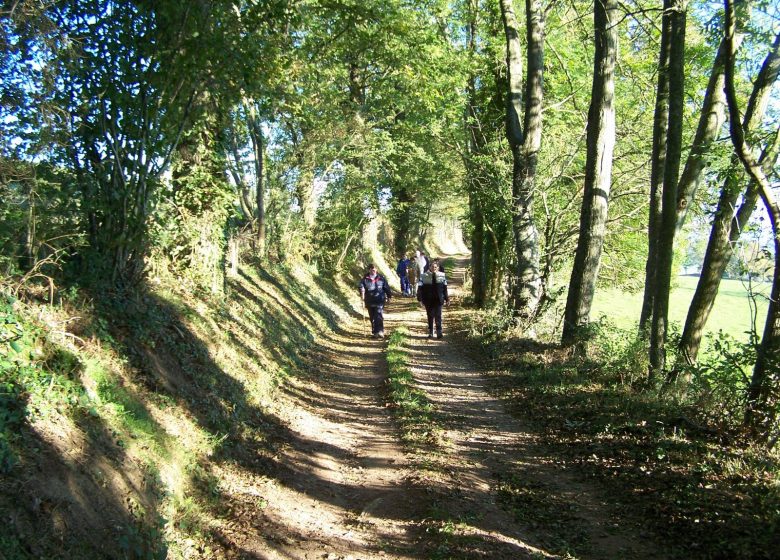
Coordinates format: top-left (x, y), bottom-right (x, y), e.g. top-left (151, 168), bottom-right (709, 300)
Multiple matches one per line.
top-left (218, 257), bottom-right (670, 559)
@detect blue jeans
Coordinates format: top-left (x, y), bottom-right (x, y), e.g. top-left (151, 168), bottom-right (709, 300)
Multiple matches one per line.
top-left (400, 275), bottom-right (410, 295)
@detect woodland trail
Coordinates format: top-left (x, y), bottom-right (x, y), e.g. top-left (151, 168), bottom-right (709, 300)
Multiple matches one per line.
top-left (216, 257), bottom-right (670, 559)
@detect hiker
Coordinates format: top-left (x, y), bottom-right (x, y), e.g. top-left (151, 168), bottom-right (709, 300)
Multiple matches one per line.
top-left (396, 254), bottom-right (411, 296)
top-left (358, 263), bottom-right (392, 338)
top-left (415, 250), bottom-right (428, 278)
top-left (408, 254), bottom-right (418, 296)
top-left (409, 250), bottom-right (422, 296)
top-left (417, 258), bottom-right (449, 339)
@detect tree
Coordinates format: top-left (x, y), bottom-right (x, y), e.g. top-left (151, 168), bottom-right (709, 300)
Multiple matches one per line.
top-left (499, 0), bottom-right (545, 320)
top-left (458, 0), bottom-right (514, 308)
top-left (639, 1), bottom-right (672, 332)
top-left (674, 36), bottom-right (737, 234)
top-left (561, 0), bottom-right (619, 345)
top-left (677, 29), bottom-right (780, 367)
top-left (43, 0), bottom-right (242, 287)
top-left (721, 0), bottom-right (780, 441)
top-left (649, 0), bottom-right (687, 376)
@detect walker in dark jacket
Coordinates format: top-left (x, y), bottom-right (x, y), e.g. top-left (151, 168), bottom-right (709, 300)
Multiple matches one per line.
top-left (416, 262), bottom-right (448, 339)
top-left (396, 257), bottom-right (411, 295)
top-left (358, 265), bottom-right (392, 338)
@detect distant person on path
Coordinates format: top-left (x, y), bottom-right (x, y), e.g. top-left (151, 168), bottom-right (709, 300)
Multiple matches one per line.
top-left (416, 250), bottom-right (428, 277)
top-left (417, 258), bottom-right (448, 339)
top-left (408, 252), bottom-right (419, 296)
top-left (358, 263), bottom-right (392, 338)
top-left (396, 254), bottom-right (411, 296)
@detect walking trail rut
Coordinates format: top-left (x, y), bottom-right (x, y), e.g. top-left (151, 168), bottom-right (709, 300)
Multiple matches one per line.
top-left (216, 257), bottom-right (669, 559)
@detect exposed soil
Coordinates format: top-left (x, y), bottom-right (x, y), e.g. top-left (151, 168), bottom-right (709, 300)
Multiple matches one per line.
top-left (215, 258), bottom-right (672, 559)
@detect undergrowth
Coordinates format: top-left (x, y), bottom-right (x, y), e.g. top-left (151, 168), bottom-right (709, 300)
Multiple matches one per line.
top-left (471, 314), bottom-right (780, 560)
top-left (1, 294), bottom-right (86, 473)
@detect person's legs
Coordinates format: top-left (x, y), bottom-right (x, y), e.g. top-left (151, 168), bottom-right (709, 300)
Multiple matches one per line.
top-left (367, 305), bottom-right (379, 335)
top-left (425, 305), bottom-right (434, 337)
top-left (433, 304), bottom-right (443, 337)
top-left (374, 305), bottom-right (385, 335)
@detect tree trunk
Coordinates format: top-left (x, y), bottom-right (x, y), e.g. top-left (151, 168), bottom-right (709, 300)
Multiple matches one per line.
top-left (677, 30), bottom-right (780, 366)
top-left (247, 105), bottom-right (266, 256)
top-left (649, 0), bottom-right (686, 376)
top-left (746, 233), bottom-right (780, 441)
top-left (721, 0), bottom-right (780, 441)
top-left (393, 184), bottom-right (414, 256)
top-left (639, 0), bottom-right (672, 331)
top-left (470, 193), bottom-right (487, 307)
top-left (674, 37), bottom-right (738, 233)
top-left (561, 0), bottom-right (618, 345)
top-left (485, 226), bottom-right (505, 303)
top-left (22, 180), bottom-right (36, 271)
top-left (465, 8), bottom-right (487, 307)
top-left (500, 0), bottom-right (544, 320)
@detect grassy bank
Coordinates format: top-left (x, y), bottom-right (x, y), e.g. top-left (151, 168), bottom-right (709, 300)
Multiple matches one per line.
top-left (0, 261), bottom-right (353, 559)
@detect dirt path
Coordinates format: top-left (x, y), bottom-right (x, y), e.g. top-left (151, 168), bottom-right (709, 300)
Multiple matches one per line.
top-left (217, 257), bottom-right (669, 559)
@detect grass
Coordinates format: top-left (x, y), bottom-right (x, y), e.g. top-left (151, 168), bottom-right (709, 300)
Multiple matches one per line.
top-left (592, 275), bottom-right (769, 348)
top-left (0, 258), bottom-right (356, 559)
top-left (385, 328), bottom-right (440, 447)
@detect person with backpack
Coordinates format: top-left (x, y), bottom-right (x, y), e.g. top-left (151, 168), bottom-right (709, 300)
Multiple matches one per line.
top-left (358, 263), bottom-right (392, 338)
top-left (417, 258), bottom-right (448, 339)
top-left (396, 254), bottom-right (411, 296)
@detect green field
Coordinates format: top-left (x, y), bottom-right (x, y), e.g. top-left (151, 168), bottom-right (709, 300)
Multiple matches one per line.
top-left (591, 276), bottom-right (770, 347)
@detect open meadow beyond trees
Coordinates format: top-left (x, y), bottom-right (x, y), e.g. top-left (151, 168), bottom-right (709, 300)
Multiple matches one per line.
top-left (2, 0), bottom-right (779, 558)
top-left (592, 276), bottom-right (770, 350)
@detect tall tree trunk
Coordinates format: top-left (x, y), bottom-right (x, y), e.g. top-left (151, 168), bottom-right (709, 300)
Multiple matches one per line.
top-left (393, 184), bottom-right (414, 256)
top-left (649, 0), bottom-right (686, 376)
top-left (485, 226), bottom-right (505, 303)
top-left (285, 124), bottom-right (317, 228)
top-left (22, 180), bottom-right (35, 271)
top-left (465, 3), bottom-right (485, 307)
top-left (561, 0), bottom-right (618, 345)
top-left (247, 104), bottom-right (266, 256)
top-left (722, 0), bottom-right (780, 440)
top-left (470, 195), bottom-right (487, 306)
top-left (500, 0), bottom-right (544, 320)
top-left (674, 37), bottom-right (738, 232)
top-left (677, 30), bottom-right (780, 366)
top-left (639, 0), bottom-right (672, 331)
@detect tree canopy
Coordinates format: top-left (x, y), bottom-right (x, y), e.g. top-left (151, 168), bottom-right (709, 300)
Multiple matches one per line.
top-left (2, 0), bottom-right (779, 438)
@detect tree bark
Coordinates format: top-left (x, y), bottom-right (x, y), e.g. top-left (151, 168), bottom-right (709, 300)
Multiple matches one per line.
top-left (674, 37), bottom-right (738, 233)
top-left (246, 103), bottom-right (266, 256)
top-left (649, 0), bottom-right (686, 376)
top-left (561, 0), bottom-right (618, 345)
top-left (500, 0), bottom-right (544, 320)
top-left (470, 195), bottom-right (487, 306)
top-left (465, 4), bottom-right (487, 307)
top-left (639, 0), bottom-right (672, 331)
top-left (677, 30), bottom-right (780, 366)
top-left (722, 0), bottom-right (780, 440)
